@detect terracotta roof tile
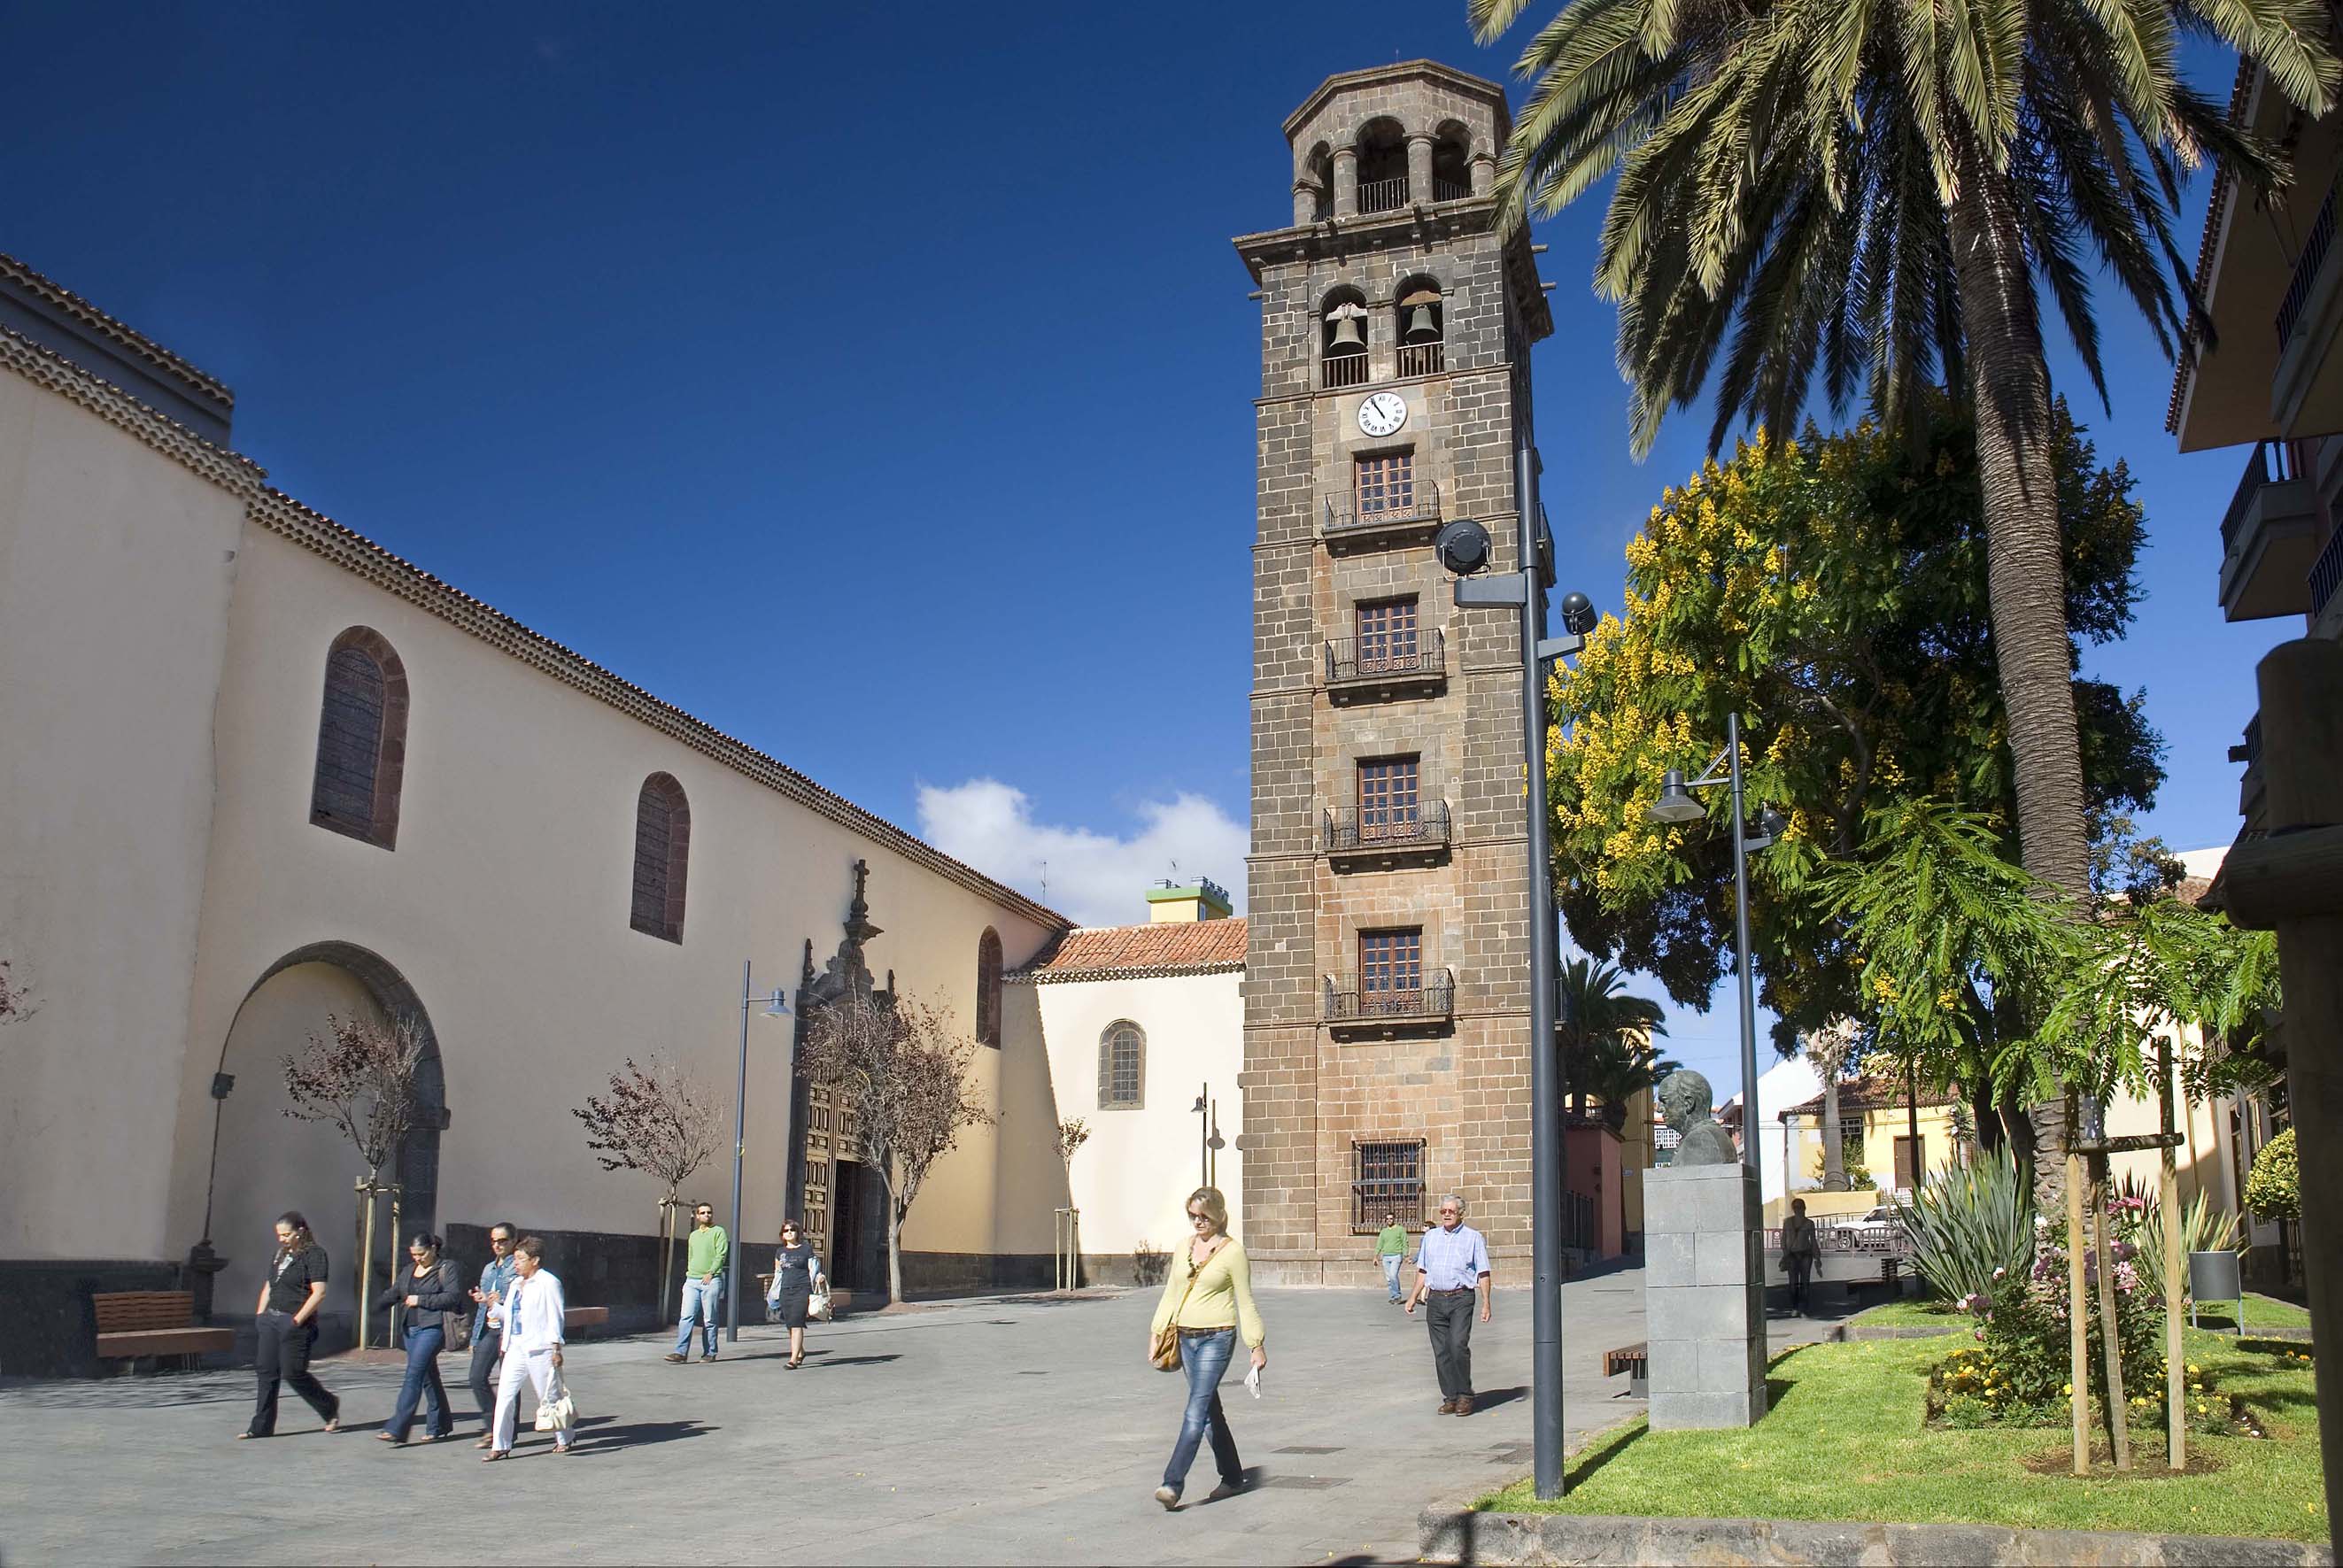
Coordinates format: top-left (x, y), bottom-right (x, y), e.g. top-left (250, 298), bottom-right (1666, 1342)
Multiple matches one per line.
top-left (1014, 919), bottom-right (1248, 981)
top-left (2, 251), bottom-right (233, 406)
top-left (1778, 1074), bottom-right (1958, 1121)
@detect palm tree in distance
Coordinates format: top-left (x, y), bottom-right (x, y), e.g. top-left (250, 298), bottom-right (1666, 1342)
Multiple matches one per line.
top-left (1558, 954), bottom-right (1675, 1127)
top-left (1468, 0), bottom-right (2333, 908)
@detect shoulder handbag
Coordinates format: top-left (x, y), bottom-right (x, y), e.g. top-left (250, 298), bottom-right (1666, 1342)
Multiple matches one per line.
top-left (1148, 1255), bottom-right (1203, 1372)
top-left (442, 1262), bottom-right (472, 1351)
top-left (534, 1369), bottom-right (577, 1432)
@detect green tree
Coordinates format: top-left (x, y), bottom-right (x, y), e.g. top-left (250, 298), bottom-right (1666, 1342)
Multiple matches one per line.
top-left (1558, 954), bottom-right (1679, 1126)
top-left (1471, 0), bottom-right (2331, 911)
top-left (2244, 1128), bottom-right (2300, 1222)
top-left (1548, 407), bottom-right (2159, 1057)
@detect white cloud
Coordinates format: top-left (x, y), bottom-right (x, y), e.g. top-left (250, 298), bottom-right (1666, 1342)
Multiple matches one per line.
top-left (916, 778), bottom-right (1247, 929)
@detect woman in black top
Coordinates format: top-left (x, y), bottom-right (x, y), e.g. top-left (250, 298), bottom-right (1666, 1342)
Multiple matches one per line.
top-left (765, 1219), bottom-right (825, 1369)
top-left (240, 1211), bottom-right (341, 1439)
top-left (375, 1231), bottom-right (466, 1444)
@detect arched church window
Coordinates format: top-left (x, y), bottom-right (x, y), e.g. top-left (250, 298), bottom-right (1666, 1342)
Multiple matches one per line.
top-left (976, 928), bottom-right (1003, 1047)
top-left (310, 626), bottom-right (408, 850)
top-left (630, 773), bottom-right (691, 943)
top-left (1099, 1022), bottom-right (1145, 1109)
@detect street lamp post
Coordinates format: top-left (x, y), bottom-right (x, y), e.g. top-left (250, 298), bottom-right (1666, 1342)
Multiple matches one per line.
top-left (1648, 715), bottom-right (1787, 1175)
top-left (725, 960), bottom-right (793, 1344)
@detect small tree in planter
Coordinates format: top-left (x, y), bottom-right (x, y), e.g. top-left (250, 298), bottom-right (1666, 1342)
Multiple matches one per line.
top-left (573, 1055), bottom-right (725, 1315)
top-left (797, 991), bottom-right (993, 1306)
top-left (281, 1011), bottom-right (427, 1349)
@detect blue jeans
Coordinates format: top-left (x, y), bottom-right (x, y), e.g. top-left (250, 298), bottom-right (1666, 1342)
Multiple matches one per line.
top-left (674, 1273), bottom-right (723, 1356)
top-left (1381, 1254), bottom-right (1404, 1302)
top-left (1161, 1327), bottom-right (1243, 1494)
top-left (386, 1324), bottom-right (449, 1440)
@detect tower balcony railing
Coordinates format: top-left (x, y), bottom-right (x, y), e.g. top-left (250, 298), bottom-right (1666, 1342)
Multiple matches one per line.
top-left (1323, 483), bottom-right (1442, 550)
top-left (1434, 177), bottom-right (1473, 203)
top-left (1358, 176), bottom-right (1410, 214)
top-left (1323, 802), bottom-right (1452, 869)
top-left (1396, 341), bottom-right (1445, 377)
top-left (1323, 351), bottom-right (1371, 390)
top-left (1324, 970), bottom-right (1456, 1034)
top-left (1325, 629), bottom-right (1445, 699)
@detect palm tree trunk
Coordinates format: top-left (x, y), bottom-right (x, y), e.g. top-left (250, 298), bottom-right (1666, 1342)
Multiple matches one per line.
top-left (1821, 1076), bottom-right (1845, 1191)
top-left (1949, 150), bottom-right (2092, 1217)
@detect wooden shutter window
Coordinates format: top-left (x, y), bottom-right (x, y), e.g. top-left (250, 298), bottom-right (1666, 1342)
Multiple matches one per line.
top-left (309, 627), bottom-right (407, 850)
top-left (1355, 598), bottom-right (1419, 672)
top-left (976, 929), bottom-right (1003, 1047)
top-left (630, 773), bottom-right (691, 943)
top-left (1360, 928), bottom-right (1423, 999)
top-left (1357, 756), bottom-right (1420, 842)
top-left (1354, 452), bottom-right (1414, 516)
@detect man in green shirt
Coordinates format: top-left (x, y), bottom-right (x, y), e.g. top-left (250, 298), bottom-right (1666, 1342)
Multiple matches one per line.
top-left (1375, 1213), bottom-right (1409, 1304)
top-left (664, 1202), bottom-right (729, 1363)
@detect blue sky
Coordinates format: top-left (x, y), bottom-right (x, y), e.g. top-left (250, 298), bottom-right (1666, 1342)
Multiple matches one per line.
top-left (5, 4), bottom-right (2290, 1094)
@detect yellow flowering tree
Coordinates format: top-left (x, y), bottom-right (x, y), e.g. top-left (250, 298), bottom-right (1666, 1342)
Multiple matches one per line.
top-left (1550, 398), bottom-right (2161, 1142)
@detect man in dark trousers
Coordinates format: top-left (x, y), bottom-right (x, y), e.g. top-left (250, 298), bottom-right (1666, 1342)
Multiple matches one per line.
top-left (465, 1221), bottom-right (521, 1447)
top-left (1403, 1193), bottom-right (1493, 1415)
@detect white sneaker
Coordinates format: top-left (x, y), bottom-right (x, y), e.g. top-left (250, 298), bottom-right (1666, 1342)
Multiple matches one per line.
top-left (1153, 1486), bottom-right (1179, 1510)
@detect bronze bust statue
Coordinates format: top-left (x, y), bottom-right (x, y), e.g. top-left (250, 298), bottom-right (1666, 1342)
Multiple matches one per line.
top-left (1659, 1069), bottom-right (1738, 1167)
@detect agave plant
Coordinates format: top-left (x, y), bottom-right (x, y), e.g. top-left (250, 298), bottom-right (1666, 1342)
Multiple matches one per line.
top-left (2114, 1172), bottom-right (2246, 1302)
top-left (1898, 1144), bottom-right (2035, 1304)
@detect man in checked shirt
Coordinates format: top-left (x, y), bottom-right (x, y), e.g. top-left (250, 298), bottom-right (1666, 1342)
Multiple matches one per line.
top-left (1403, 1193), bottom-right (1493, 1415)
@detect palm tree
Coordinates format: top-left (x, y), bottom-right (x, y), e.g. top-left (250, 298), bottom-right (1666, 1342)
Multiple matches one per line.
top-left (1558, 954), bottom-right (1673, 1124)
top-left (1470, 0), bottom-right (2332, 908)
top-left (1803, 1017), bottom-right (1861, 1190)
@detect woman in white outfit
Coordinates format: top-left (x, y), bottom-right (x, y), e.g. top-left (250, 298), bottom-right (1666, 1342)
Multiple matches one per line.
top-left (485, 1235), bottom-right (574, 1459)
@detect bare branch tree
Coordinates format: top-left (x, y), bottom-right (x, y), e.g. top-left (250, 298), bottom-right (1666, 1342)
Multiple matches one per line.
top-left (571, 1055), bottom-right (726, 1309)
top-left (281, 1011), bottom-right (428, 1346)
top-left (798, 991), bottom-right (994, 1304)
top-left (1058, 1116), bottom-right (1091, 1172)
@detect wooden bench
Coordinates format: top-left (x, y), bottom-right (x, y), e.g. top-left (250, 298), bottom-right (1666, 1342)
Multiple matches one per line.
top-left (93, 1291), bottom-right (235, 1370)
top-left (1604, 1340), bottom-right (1649, 1397)
top-left (563, 1306), bottom-right (609, 1336)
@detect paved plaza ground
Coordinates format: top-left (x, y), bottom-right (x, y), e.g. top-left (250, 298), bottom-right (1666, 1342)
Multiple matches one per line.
top-left (1, 1271), bottom-right (1670, 1567)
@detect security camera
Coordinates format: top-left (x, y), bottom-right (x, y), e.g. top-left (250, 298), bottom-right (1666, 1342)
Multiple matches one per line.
top-left (1434, 519), bottom-right (1493, 576)
top-left (1559, 591), bottom-right (1595, 637)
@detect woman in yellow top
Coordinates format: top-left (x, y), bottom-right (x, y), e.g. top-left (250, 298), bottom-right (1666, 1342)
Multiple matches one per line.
top-left (1147, 1186), bottom-right (1265, 1510)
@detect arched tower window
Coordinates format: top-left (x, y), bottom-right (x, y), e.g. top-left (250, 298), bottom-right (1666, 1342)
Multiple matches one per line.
top-left (976, 928), bottom-right (1003, 1047)
top-left (1357, 118), bottom-right (1409, 212)
top-left (1396, 277), bottom-right (1445, 377)
top-left (630, 772), bottom-right (691, 943)
top-left (1432, 122), bottom-right (1473, 203)
top-left (310, 626), bottom-right (408, 850)
top-left (1098, 1021), bottom-right (1145, 1109)
top-left (1304, 143), bottom-right (1334, 222)
top-left (1322, 286), bottom-right (1369, 390)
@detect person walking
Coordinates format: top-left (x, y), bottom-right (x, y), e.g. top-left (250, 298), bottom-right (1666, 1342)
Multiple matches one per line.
top-left (1403, 1193), bottom-right (1492, 1416)
top-left (764, 1219), bottom-right (824, 1370)
top-left (239, 1211), bottom-right (341, 1440)
top-left (1780, 1197), bottom-right (1821, 1316)
top-left (1147, 1186), bottom-right (1264, 1511)
top-left (664, 1201), bottom-right (728, 1363)
top-left (485, 1236), bottom-right (573, 1459)
top-left (466, 1222), bottom-right (521, 1447)
top-left (1373, 1212), bottom-right (1409, 1305)
top-left (375, 1231), bottom-right (465, 1445)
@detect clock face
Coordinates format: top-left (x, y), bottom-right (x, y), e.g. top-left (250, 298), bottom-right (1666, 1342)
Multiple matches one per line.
top-left (1357, 391), bottom-right (1408, 438)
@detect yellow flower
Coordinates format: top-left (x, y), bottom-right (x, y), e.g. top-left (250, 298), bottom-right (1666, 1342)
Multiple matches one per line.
top-left (2197, 1403), bottom-right (2208, 1415)
top-left (2186, 1363), bottom-right (2199, 1374)
top-left (2062, 1384), bottom-right (2074, 1397)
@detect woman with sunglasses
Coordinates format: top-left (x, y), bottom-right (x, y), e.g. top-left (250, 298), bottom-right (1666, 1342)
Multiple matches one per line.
top-left (374, 1231), bottom-right (465, 1444)
top-left (240, 1210), bottom-right (341, 1439)
top-left (1146, 1186), bottom-right (1264, 1510)
top-left (765, 1219), bottom-right (824, 1369)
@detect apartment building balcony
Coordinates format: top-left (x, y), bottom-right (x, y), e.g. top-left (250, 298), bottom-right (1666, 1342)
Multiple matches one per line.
top-left (2273, 170), bottom-right (2343, 441)
top-left (1323, 969), bottom-right (1456, 1039)
top-left (1323, 803), bottom-right (1452, 870)
top-left (1322, 483), bottom-right (1442, 553)
top-left (1325, 629), bottom-right (1446, 703)
top-left (2217, 442), bottom-right (2316, 622)
top-left (2312, 521), bottom-right (2343, 641)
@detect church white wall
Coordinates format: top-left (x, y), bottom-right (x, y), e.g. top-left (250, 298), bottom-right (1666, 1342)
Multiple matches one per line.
top-left (1025, 969), bottom-right (1244, 1257)
top-left (0, 376), bottom-right (248, 1260)
top-left (157, 514), bottom-right (1057, 1310)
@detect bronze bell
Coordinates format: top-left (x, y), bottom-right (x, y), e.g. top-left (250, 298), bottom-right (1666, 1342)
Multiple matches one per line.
top-left (1404, 304), bottom-right (1440, 342)
top-left (1329, 313), bottom-right (1365, 349)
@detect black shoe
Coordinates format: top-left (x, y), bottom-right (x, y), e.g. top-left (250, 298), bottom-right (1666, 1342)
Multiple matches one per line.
top-left (1206, 1475), bottom-right (1251, 1501)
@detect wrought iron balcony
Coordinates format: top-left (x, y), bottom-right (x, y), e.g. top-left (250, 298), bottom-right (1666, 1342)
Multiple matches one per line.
top-left (2277, 173), bottom-right (2342, 350)
top-left (1324, 970), bottom-right (1456, 1035)
top-left (1323, 802), bottom-right (1452, 869)
top-left (2313, 523), bottom-right (2343, 634)
top-left (1358, 176), bottom-right (1410, 215)
top-left (1322, 483), bottom-right (1442, 552)
top-left (1325, 629), bottom-right (1445, 700)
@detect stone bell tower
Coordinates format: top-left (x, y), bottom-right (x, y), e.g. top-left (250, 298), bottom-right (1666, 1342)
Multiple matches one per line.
top-left (1233, 61), bottom-right (1553, 1285)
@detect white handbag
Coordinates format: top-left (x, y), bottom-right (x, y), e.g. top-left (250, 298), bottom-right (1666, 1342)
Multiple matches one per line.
top-left (533, 1371), bottom-right (576, 1432)
top-left (808, 1283), bottom-right (832, 1322)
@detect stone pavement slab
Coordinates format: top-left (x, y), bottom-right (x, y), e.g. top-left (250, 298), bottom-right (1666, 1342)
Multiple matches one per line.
top-left (0, 1274), bottom-right (1651, 1566)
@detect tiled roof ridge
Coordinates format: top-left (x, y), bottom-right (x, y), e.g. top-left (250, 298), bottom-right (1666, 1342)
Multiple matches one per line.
top-left (1010, 918), bottom-right (1248, 982)
top-left (1, 325), bottom-right (1069, 934)
top-left (1, 251), bottom-right (234, 406)
top-left (1778, 1072), bottom-right (1959, 1119)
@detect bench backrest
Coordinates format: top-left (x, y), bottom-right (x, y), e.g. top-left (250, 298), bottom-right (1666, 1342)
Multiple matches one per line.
top-left (93, 1291), bottom-right (197, 1333)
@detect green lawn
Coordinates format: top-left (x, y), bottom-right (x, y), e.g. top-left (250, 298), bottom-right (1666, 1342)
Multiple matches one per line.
top-left (1483, 1330), bottom-right (2326, 1542)
top-left (1847, 1297), bottom-right (1968, 1328)
top-left (1848, 1292), bottom-right (2308, 1333)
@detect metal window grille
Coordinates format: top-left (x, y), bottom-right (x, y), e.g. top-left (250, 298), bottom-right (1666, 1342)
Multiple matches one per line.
top-left (1354, 598), bottom-right (1419, 673)
top-left (1352, 1139), bottom-right (1426, 1230)
top-left (1099, 1023), bottom-right (1144, 1108)
top-left (1355, 452), bottom-right (1414, 517)
top-left (1359, 928), bottom-right (1423, 999)
top-left (1357, 757), bottom-right (1420, 842)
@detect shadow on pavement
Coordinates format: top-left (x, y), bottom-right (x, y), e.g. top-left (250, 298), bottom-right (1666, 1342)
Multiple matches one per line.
top-left (803, 1353), bottom-right (901, 1370)
top-left (567, 1417), bottom-right (712, 1450)
top-left (1465, 1386), bottom-right (1527, 1413)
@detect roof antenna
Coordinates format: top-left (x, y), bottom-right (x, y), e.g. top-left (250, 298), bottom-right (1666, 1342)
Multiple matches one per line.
top-left (1039, 860), bottom-right (1048, 901)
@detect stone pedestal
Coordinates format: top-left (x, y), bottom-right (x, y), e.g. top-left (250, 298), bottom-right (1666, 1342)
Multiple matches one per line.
top-left (1643, 1163), bottom-right (1767, 1428)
